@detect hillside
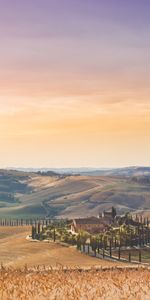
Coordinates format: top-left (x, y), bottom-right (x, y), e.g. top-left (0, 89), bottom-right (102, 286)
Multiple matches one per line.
top-left (0, 169), bottom-right (150, 218)
top-left (0, 226), bottom-right (105, 268)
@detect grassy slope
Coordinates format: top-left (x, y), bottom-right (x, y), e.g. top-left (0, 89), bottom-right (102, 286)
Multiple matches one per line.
top-left (0, 226), bottom-right (120, 268)
top-left (0, 170), bottom-right (150, 218)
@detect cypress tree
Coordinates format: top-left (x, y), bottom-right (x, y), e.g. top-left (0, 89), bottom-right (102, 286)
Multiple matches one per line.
top-left (38, 223), bottom-right (40, 235)
top-left (103, 248), bottom-right (105, 258)
top-left (32, 226), bottom-right (36, 239)
top-left (53, 228), bottom-right (56, 242)
top-left (118, 246), bottom-right (121, 260)
top-left (129, 252), bottom-right (131, 262)
top-left (109, 240), bottom-right (112, 257)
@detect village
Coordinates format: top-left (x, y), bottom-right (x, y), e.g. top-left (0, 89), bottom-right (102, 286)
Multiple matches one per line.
top-left (31, 208), bottom-right (150, 263)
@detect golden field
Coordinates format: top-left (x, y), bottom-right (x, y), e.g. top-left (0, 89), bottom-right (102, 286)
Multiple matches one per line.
top-left (0, 226), bottom-right (122, 268)
top-left (0, 267), bottom-right (150, 300)
top-left (0, 226), bottom-right (149, 299)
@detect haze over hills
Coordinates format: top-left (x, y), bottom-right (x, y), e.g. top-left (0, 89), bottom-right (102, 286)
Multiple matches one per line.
top-left (0, 167), bottom-right (150, 219)
top-left (8, 166), bottom-right (150, 176)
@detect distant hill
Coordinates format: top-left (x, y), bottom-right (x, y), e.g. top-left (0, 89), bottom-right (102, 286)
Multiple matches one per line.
top-left (79, 167), bottom-right (150, 177)
top-left (10, 166), bottom-right (150, 176)
top-left (0, 168), bottom-right (150, 219)
top-left (0, 169), bottom-right (33, 206)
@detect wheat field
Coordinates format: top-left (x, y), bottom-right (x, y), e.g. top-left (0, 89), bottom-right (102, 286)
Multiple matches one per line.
top-left (0, 227), bottom-right (150, 299)
top-left (0, 267), bottom-right (150, 300)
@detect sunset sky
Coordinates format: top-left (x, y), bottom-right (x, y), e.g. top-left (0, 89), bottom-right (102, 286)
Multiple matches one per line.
top-left (0, 0), bottom-right (150, 168)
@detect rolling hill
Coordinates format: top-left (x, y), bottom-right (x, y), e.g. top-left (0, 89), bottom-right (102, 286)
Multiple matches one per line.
top-left (0, 168), bottom-right (150, 219)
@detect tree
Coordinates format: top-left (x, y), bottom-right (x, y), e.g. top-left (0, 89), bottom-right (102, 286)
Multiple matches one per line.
top-left (53, 228), bottom-right (56, 242)
top-left (112, 206), bottom-right (117, 219)
top-left (90, 236), bottom-right (99, 256)
top-left (32, 225), bottom-right (36, 239)
top-left (38, 223), bottom-right (40, 235)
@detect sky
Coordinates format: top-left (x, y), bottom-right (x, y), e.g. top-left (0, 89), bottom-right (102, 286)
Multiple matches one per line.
top-left (0, 0), bottom-right (150, 168)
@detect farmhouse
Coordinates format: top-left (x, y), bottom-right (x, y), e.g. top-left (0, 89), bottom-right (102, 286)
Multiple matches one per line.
top-left (71, 216), bottom-right (109, 234)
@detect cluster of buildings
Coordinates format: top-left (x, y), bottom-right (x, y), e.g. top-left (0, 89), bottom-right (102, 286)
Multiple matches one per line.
top-left (71, 207), bottom-right (117, 234)
top-left (70, 207), bottom-right (149, 234)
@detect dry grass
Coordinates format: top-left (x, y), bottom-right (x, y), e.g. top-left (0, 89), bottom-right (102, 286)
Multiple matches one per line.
top-left (0, 226), bottom-right (124, 268)
top-left (0, 267), bottom-right (150, 299)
